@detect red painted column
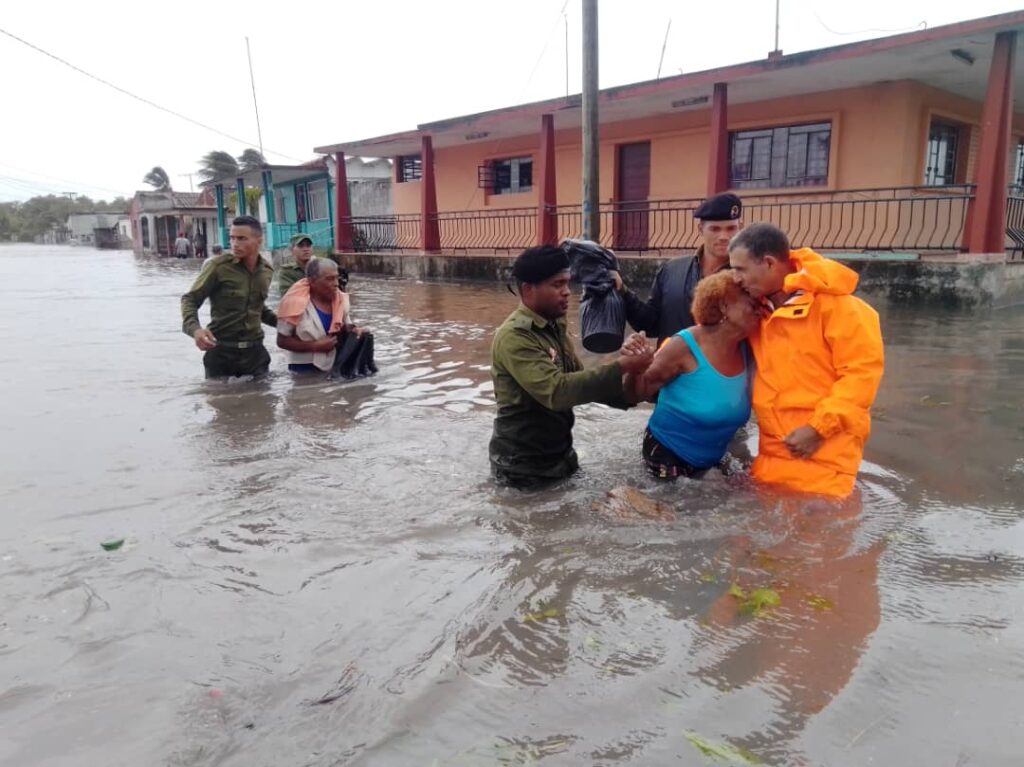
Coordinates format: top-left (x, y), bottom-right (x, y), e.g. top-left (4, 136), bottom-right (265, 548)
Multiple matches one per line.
top-left (966, 31), bottom-right (1017, 254)
top-left (334, 151), bottom-right (354, 251)
top-left (706, 82), bottom-right (729, 196)
top-left (420, 135), bottom-right (441, 253)
top-left (537, 114), bottom-right (558, 245)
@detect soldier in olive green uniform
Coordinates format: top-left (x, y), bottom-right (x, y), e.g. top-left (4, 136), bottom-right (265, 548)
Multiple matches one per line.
top-left (490, 246), bottom-right (654, 486)
top-left (277, 233), bottom-right (315, 295)
top-left (181, 216), bottom-right (278, 379)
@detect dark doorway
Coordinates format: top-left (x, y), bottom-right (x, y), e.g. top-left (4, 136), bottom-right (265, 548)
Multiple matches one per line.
top-left (615, 142), bottom-right (651, 250)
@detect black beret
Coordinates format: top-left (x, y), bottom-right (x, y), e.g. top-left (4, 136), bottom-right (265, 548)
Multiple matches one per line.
top-left (694, 192), bottom-right (742, 221)
top-left (512, 246), bottom-right (570, 284)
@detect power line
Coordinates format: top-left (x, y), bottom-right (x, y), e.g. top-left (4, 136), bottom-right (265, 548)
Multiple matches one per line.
top-left (0, 160), bottom-right (128, 197)
top-left (456, 0), bottom-right (571, 212)
top-left (812, 11), bottom-right (927, 37)
top-left (0, 26), bottom-right (305, 163)
top-left (0, 173), bottom-right (128, 203)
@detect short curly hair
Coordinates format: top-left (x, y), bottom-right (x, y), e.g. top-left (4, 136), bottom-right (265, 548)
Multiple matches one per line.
top-left (690, 270), bottom-right (747, 325)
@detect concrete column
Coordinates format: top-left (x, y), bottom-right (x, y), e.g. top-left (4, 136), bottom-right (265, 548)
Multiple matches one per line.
top-left (420, 135), bottom-right (440, 253)
top-left (334, 152), bottom-right (354, 252)
top-left (537, 114), bottom-right (558, 246)
top-left (965, 31), bottom-right (1017, 254)
top-left (706, 82), bottom-right (729, 196)
top-left (214, 184), bottom-right (227, 248)
top-left (236, 177), bottom-right (247, 216)
top-left (261, 170), bottom-right (275, 249)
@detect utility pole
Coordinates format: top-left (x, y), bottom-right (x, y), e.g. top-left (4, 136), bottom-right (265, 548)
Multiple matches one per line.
top-left (178, 173), bottom-right (194, 192)
top-left (581, 0), bottom-right (599, 241)
top-left (63, 191), bottom-right (78, 243)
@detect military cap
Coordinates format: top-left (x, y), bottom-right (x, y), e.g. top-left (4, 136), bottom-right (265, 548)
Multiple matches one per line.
top-left (694, 192), bottom-right (742, 221)
top-left (512, 245), bottom-right (571, 284)
top-left (290, 233), bottom-right (314, 247)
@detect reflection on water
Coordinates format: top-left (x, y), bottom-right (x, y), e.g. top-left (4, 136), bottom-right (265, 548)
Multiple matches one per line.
top-left (0, 245), bottom-right (1023, 766)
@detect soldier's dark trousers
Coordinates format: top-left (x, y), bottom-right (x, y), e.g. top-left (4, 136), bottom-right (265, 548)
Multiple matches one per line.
top-left (203, 344), bottom-right (271, 379)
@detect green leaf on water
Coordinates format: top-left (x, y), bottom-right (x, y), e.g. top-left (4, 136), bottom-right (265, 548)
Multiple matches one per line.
top-left (685, 732), bottom-right (762, 764)
top-left (582, 634), bottom-right (603, 651)
top-left (522, 606), bottom-right (561, 623)
top-left (919, 395), bottom-right (950, 407)
top-left (100, 538), bottom-right (125, 551)
top-left (740, 588), bottom-right (781, 616)
top-left (804, 593), bottom-right (834, 611)
top-left (699, 573), bottom-right (719, 584)
top-left (730, 586), bottom-right (781, 617)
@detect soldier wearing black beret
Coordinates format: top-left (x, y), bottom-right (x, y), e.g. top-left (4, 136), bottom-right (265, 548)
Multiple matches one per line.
top-left (489, 245), bottom-right (653, 486)
top-left (612, 192), bottom-right (743, 345)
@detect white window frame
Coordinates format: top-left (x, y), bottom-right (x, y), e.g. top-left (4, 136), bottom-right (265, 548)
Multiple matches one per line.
top-left (307, 180), bottom-right (329, 221)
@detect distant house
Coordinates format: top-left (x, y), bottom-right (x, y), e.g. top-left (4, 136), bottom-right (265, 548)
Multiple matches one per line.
top-left (206, 156), bottom-right (393, 252)
top-left (129, 189), bottom-right (218, 256)
top-left (66, 213), bottom-right (129, 248)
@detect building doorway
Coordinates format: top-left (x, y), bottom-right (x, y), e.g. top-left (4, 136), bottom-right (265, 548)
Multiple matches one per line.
top-left (615, 142), bottom-right (651, 250)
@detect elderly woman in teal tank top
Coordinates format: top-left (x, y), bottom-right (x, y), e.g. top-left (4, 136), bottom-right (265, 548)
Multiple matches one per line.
top-left (624, 271), bottom-right (762, 479)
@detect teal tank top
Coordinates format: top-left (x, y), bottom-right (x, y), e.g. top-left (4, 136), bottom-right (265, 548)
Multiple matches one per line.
top-left (646, 329), bottom-right (751, 468)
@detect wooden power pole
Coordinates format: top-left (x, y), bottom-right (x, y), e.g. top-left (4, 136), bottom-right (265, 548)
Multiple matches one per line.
top-left (582, 0), bottom-right (600, 241)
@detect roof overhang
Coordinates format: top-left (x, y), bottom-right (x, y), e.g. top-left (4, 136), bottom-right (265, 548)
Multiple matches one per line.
top-left (314, 10), bottom-right (1024, 157)
top-left (207, 161), bottom-right (329, 187)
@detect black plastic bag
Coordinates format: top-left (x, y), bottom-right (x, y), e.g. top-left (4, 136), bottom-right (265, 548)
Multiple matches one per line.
top-left (329, 331), bottom-right (378, 380)
top-left (562, 239), bottom-right (626, 354)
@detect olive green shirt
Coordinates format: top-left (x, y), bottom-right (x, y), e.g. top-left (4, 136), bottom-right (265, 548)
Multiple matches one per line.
top-left (489, 304), bottom-right (626, 481)
top-left (181, 253), bottom-right (277, 342)
top-left (276, 261), bottom-right (306, 295)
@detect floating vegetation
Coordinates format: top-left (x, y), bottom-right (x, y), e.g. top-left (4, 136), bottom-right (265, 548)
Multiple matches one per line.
top-left (804, 593), bottom-right (835, 611)
top-left (685, 732), bottom-right (762, 764)
top-left (522, 599), bottom-right (561, 623)
top-left (728, 584), bottom-right (781, 617)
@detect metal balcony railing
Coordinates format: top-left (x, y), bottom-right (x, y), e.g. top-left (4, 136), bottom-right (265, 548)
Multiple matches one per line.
top-left (336, 185), bottom-right (1024, 258)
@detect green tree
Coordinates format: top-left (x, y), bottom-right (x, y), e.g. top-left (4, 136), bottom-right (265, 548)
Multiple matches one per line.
top-left (198, 151), bottom-right (240, 184)
top-left (226, 188), bottom-right (263, 216)
top-left (237, 149), bottom-right (266, 172)
top-left (0, 194), bottom-right (130, 242)
top-left (143, 166), bottom-right (172, 191)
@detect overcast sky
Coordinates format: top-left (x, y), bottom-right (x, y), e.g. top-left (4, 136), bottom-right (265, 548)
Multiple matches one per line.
top-left (1, 0), bottom-right (1021, 202)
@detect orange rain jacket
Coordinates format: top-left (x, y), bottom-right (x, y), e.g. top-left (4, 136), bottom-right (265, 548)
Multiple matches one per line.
top-left (749, 248), bottom-right (885, 498)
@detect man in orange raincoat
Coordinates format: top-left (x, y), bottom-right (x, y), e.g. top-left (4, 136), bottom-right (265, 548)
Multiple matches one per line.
top-left (729, 223), bottom-right (884, 498)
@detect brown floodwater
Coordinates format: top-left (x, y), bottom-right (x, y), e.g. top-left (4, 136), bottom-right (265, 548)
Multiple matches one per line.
top-left (1, 244), bottom-right (1023, 766)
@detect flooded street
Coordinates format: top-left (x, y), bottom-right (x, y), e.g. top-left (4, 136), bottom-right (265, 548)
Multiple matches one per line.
top-left (2, 243), bottom-right (1024, 766)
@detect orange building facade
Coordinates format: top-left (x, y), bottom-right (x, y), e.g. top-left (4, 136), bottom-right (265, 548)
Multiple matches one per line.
top-left (317, 12), bottom-right (1024, 258)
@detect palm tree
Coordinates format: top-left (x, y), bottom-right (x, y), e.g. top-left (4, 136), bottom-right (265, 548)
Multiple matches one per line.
top-left (237, 149), bottom-right (266, 172)
top-left (143, 166), bottom-right (172, 192)
top-left (197, 151), bottom-right (240, 184)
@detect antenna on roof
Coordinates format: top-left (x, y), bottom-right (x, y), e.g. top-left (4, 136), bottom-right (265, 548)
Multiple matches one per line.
top-left (771, 0), bottom-right (782, 57)
top-left (245, 37), bottom-right (265, 158)
top-left (657, 19), bottom-right (672, 79)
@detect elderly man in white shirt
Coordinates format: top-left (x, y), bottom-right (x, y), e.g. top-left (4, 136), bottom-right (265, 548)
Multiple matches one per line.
top-left (275, 257), bottom-right (376, 378)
